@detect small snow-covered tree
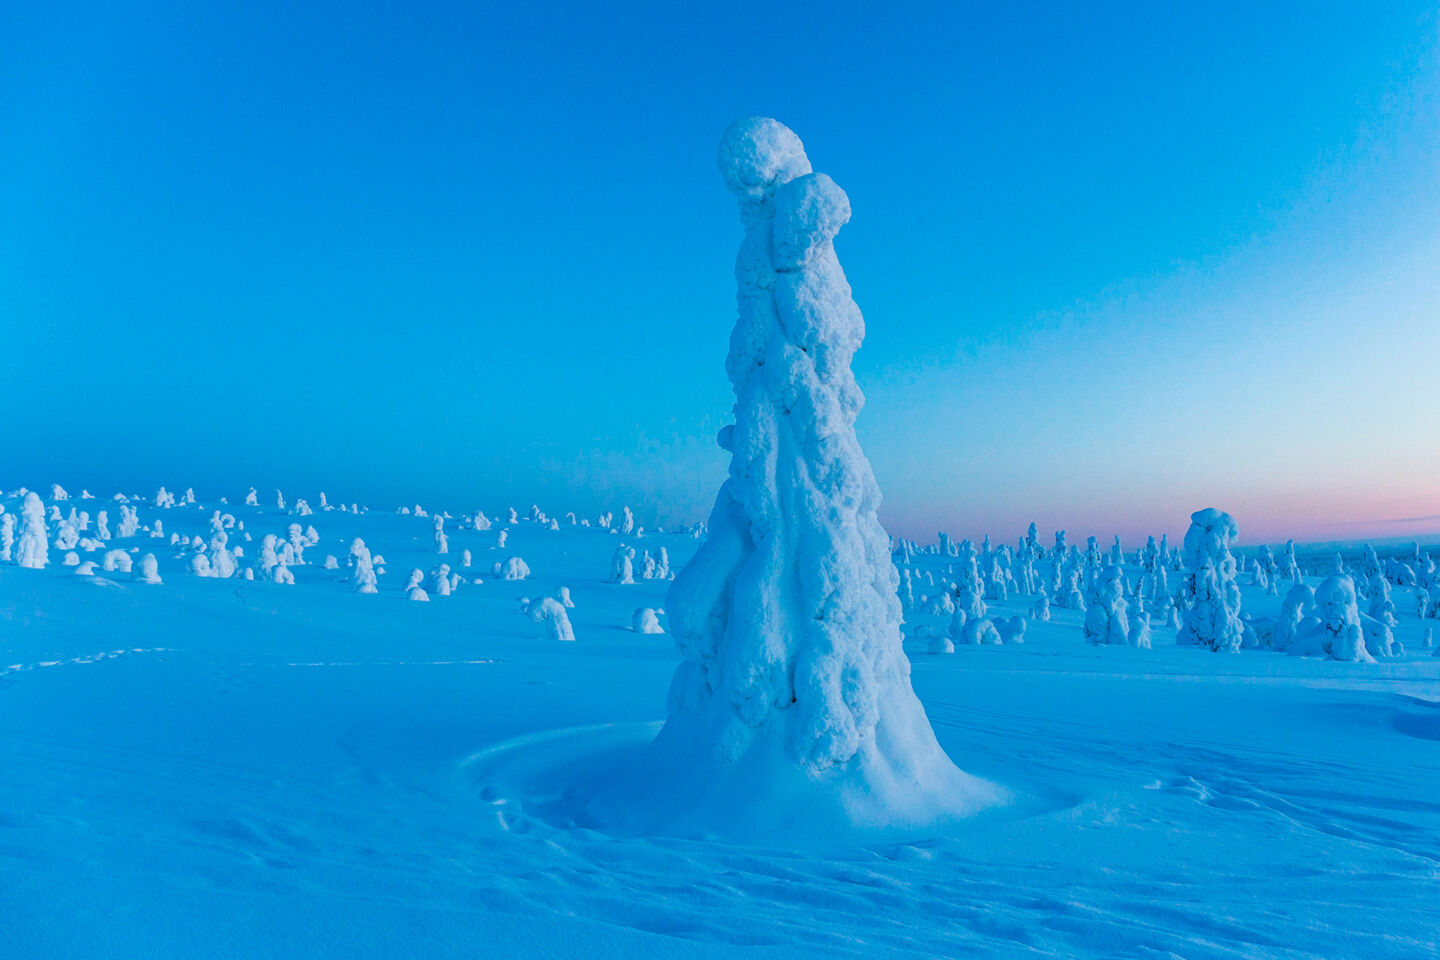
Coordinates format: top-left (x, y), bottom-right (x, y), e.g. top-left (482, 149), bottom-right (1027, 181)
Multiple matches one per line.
top-left (1178, 508), bottom-right (1242, 652)
top-left (1084, 564), bottom-right (1130, 646)
top-left (16, 492), bottom-right (49, 569)
top-left (0, 513), bottom-right (13, 562)
top-left (136, 553), bottom-right (162, 584)
top-left (1272, 583), bottom-right (1315, 651)
top-left (955, 541), bottom-right (987, 619)
top-left (525, 596), bottom-right (574, 642)
top-left (1312, 576), bottom-right (1373, 663)
top-left (434, 515), bottom-right (448, 554)
top-left (350, 538), bottom-right (378, 593)
top-left (633, 607), bottom-right (665, 634)
top-left (609, 544), bottom-right (636, 584)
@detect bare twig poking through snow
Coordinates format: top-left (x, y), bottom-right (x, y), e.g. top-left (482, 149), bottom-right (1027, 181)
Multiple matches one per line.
top-left (654, 118), bottom-right (986, 830)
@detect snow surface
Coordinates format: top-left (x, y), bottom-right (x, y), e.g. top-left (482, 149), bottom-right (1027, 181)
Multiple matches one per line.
top-left (3, 491), bottom-right (1440, 958)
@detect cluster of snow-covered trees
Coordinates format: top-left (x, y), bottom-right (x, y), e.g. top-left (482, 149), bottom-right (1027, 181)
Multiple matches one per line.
top-left (0, 482), bottom-right (687, 644)
top-left (894, 507), bottom-right (1434, 663)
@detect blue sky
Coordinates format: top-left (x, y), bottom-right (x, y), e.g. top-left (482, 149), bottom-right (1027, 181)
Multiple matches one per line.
top-left (4, 1), bottom-right (1438, 544)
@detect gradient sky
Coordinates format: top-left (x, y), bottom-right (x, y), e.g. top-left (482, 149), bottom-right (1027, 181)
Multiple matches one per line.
top-left (4, 1), bottom-right (1439, 546)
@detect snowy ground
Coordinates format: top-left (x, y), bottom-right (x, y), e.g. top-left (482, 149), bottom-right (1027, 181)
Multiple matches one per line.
top-left (2, 495), bottom-right (1439, 959)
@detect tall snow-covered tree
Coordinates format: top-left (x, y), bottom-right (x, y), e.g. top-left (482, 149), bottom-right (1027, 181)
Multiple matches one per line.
top-left (656, 118), bottom-right (986, 833)
top-left (1178, 508), bottom-right (1243, 652)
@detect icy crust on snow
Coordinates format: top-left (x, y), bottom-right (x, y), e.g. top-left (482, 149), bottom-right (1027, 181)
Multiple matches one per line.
top-left (642, 118), bottom-right (1000, 838)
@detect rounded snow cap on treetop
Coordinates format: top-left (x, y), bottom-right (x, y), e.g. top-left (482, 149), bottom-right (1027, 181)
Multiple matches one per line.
top-left (717, 117), bottom-right (812, 199)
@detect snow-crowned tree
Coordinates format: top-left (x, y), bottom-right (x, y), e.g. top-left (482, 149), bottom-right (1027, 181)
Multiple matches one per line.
top-left (609, 543), bottom-right (636, 584)
top-left (955, 541), bottom-right (987, 619)
top-left (1310, 576), bottom-right (1374, 663)
top-left (1272, 582), bottom-right (1315, 652)
top-left (525, 596), bottom-right (574, 642)
top-left (1083, 564), bottom-right (1130, 646)
top-left (136, 553), bottom-right (162, 584)
top-left (207, 532), bottom-right (236, 578)
top-left (1279, 539), bottom-right (1301, 583)
top-left (434, 515), bottom-right (448, 554)
top-left (350, 538), bottom-right (378, 594)
top-left (16, 492), bottom-right (49, 569)
top-left (655, 118), bottom-right (984, 833)
top-left (1178, 508), bottom-right (1243, 652)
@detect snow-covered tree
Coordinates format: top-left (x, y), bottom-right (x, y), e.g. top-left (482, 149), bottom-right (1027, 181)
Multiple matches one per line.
top-left (525, 596), bottom-right (574, 642)
top-left (350, 538), bottom-right (378, 594)
top-left (16, 492), bottom-right (49, 569)
top-left (136, 553), bottom-right (162, 584)
top-left (656, 118), bottom-right (979, 831)
top-left (609, 543), bottom-right (636, 584)
top-left (1083, 564), bottom-right (1130, 646)
top-left (632, 607), bottom-right (665, 634)
top-left (1308, 576), bottom-right (1373, 663)
top-left (1178, 508), bottom-right (1243, 652)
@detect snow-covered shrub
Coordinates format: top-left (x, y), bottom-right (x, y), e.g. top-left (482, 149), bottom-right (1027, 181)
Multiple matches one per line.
top-left (94, 510), bottom-right (110, 540)
top-left (62, 550), bottom-right (80, 567)
top-left (1128, 611), bottom-right (1152, 649)
top-left (51, 483), bottom-right (69, 501)
top-left (272, 561), bottom-right (294, 585)
top-left (208, 532), bottom-right (236, 578)
top-left (525, 596), bottom-right (574, 642)
top-left (499, 556), bottom-right (530, 581)
top-left (350, 539), bottom-right (378, 594)
top-left (0, 513), bottom-right (13, 562)
top-left (245, 487), bottom-right (258, 506)
top-left (998, 616), bottom-right (1027, 644)
top-left (609, 543), bottom-right (636, 584)
top-left (632, 607), bottom-right (665, 634)
top-left (74, 560), bottom-right (97, 576)
top-left (103, 549), bottom-right (133, 573)
top-left (1272, 583), bottom-right (1315, 651)
top-left (1307, 576), bottom-right (1373, 662)
top-left (1360, 613), bottom-right (1398, 659)
top-left (258, 535), bottom-right (281, 577)
top-left (1084, 564), bottom-right (1130, 646)
top-left (135, 553), bottom-right (162, 584)
top-left (960, 617), bottom-right (1002, 645)
top-left (434, 515), bottom-right (448, 554)
top-left (1279, 540), bottom-right (1301, 584)
top-left (117, 505), bottom-right (139, 538)
top-left (955, 542), bottom-right (986, 619)
top-left (431, 563), bottom-right (452, 596)
top-left (1178, 508), bottom-right (1243, 652)
top-left (554, 585), bottom-right (574, 608)
top-left (16, 492), bottom-right (49, 569)
top-left (1028, 592), bottom-right (1051, 622)
top-left (496, 530), bottom-right (508, 549)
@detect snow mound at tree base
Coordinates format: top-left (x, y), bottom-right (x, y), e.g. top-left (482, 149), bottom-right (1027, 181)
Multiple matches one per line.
top-left (465, 720), bottom-right (1009, 846)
